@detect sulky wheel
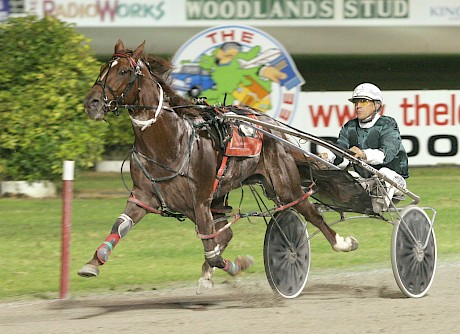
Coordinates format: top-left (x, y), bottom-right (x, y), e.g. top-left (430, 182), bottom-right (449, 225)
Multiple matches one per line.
top-left (263, 209), bottom-right (310, 298)
top-left (391, 205), bottom-right (437, 298)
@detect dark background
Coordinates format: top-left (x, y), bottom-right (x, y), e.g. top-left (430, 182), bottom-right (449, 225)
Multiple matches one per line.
top-left (97, 53), bottom-right (460, 92)
top-left (292, 54), bottom-right (460, 92)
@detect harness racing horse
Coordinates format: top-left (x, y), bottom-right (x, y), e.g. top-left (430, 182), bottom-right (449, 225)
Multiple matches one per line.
top-left (78, 40), bottom-right (358, 292)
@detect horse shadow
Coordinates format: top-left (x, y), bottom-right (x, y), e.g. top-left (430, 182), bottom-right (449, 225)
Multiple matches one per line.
top-left (49, 281), bottom-right (404, 320)
top-left (50, 289), bottom-right (284, 320)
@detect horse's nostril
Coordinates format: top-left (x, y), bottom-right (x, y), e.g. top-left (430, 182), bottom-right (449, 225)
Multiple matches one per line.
top-left (90, 99), bottom-right (100, 108)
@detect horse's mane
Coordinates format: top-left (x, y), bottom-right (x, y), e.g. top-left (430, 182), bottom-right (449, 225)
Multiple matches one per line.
top-left (144, 54), bottom-right (205, 117)
top-left (113, 47), bottom-right (220, 117)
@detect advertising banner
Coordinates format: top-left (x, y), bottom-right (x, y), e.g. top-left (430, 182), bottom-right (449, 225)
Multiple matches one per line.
top-left (293, 90), bottom-right (460, 166)
top-left (25, 0), bottom-right (460, 27)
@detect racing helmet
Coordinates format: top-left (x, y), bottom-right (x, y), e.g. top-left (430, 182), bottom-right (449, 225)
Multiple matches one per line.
top-left (348, 83), bottom-right (383, 104)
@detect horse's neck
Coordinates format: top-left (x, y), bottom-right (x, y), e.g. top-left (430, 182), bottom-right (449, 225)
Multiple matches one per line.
top-left (131, 80), bottom-right (191, 158)
top-left (133, 110), bottom-right (187, 158)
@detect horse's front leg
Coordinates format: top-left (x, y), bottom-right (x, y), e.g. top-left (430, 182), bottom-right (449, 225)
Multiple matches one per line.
top-left (78, 201), bottom-right (147, 277)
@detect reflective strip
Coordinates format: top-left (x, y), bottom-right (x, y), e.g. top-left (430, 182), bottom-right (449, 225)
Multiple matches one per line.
top-left (102, 241), bottom-right (113, 251)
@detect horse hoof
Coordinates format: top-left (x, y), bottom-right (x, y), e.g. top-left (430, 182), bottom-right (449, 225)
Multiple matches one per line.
top-left (333, 235), bottom-right (359, 252)
top-left (78, 264), bottom-right (99, 278)
top-left (349, 236), bottom-right (359, 251)
top-left (196, 278), bottom-right (214, 294)
top-left (235, 255), bottom-right (255, 271)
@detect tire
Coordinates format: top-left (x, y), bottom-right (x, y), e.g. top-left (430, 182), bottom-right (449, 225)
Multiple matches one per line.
top-left (188, 86), bottom-right (201, 98)
top-left (391, 205), bottom-right (437, 298)
top-left (263, 209), bottom-right (310, 298)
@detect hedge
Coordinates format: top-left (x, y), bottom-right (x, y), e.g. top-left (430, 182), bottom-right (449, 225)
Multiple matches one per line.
top-left (0, 16), bottom-right (113, 181)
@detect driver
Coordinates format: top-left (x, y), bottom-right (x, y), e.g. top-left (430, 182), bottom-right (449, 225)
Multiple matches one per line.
top-left (319, 83), bottom-right (409, 210)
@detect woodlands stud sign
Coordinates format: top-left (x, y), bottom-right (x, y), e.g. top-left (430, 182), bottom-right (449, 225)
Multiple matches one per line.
top-left (186, 0), bottom-right (409, 20)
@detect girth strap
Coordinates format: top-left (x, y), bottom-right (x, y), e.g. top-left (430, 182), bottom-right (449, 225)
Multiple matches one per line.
top-left (131, 151), bottom-right (169, 209)
top-left (127, 193), bottom-right (163, 215)
top-left (127, 193), bottom-right (186, 221)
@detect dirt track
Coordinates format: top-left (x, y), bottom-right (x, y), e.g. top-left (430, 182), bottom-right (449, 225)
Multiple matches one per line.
top-left (1, 261), bottom-right (458, 334)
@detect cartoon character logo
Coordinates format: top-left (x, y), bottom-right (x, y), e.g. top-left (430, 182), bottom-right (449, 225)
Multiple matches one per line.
top-left (172, 25), bottom-right (304, 123)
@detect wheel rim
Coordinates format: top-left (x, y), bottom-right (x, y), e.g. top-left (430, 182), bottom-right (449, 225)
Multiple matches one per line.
top-left (392, 206), bottom-right (437, 298)
top-left (264, 209), bottom-right (310, 298)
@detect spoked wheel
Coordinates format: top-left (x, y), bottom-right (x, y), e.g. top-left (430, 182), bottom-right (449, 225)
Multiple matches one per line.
top-left (391, 205), bottom-right (437, 298)
top-left (264, 209), bottom-right (310, 298)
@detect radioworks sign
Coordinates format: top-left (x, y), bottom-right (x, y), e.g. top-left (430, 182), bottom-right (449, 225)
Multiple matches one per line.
top-left (25, 0), bottom-right (168, 25)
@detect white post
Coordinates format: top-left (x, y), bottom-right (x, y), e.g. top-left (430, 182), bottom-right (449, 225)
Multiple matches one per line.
top-left (60, 161), bottom-right (75, 299)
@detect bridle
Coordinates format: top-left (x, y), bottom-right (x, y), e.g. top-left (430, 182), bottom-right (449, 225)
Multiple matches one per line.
top-left (94, 52), bottom-right (171, 131)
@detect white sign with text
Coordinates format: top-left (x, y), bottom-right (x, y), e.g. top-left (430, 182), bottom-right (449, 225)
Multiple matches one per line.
top-left (25, 0), bottom-right (460, 27)
top-left (292, 90), bottom-right (460, 166)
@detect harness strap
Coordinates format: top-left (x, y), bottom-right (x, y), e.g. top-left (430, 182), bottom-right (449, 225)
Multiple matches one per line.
top-left (197, 181), bottom-right (315, 240)
top-left (131, 151), bottom-right (169, 209)
top-left (127, 194), bottom-right (163, 215)
top-left (213, 155), bottom-right (229, 195)
top-left (274, 185), bottom-right (315, 212)
top-left (128, 194), bottom-right (187, 221)
top-left (196, 214), bottom-right (241, 240)
top-left (96, 54), bottom-right (141, 114)
top-left (128, 118), bottom-right (195, 218)
top-left (129, 83), bottom-right (165, 131)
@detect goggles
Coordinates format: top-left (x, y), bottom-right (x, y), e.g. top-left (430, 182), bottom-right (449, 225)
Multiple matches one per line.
top-left (352, 98), bottom-right (373, 106)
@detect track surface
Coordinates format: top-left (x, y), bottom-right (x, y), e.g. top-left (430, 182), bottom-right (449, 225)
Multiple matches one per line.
top-left (1, 261), bottom-right (458, 334)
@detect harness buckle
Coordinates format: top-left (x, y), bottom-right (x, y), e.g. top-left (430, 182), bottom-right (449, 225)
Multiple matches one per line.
top-left (135, 66), bottom-right (143, 76)
top-left (107, 99), bottom-right (118, 112)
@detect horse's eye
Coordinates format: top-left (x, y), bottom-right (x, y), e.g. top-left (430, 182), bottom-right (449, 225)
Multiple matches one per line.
top-left (119, 69), bottom-right (128, 76)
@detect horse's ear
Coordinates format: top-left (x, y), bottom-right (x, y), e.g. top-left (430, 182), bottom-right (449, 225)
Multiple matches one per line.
top-left (114, 39), bottom-right (125, 53)
top-left (133, 41), bottom-right (146, 60)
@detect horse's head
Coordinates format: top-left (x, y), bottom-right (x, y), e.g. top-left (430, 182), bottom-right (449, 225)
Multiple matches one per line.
top-left (84, 39), bottom-right (151, 121)
top-left (85, 40), bottom-right (192, 130)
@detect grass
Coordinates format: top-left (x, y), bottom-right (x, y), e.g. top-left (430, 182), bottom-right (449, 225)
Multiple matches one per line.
top-left (0, 167), bottom-right (458, 300)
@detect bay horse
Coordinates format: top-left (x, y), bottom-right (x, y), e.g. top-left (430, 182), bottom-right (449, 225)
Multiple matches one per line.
top-left (78, 40), bottom-right (358, 292)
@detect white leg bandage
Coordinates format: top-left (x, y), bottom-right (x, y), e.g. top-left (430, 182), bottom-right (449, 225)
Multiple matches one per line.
top-left (117, 213), bottom-right (133, 238)
top-left (204, 245), bottom-right (221, 259)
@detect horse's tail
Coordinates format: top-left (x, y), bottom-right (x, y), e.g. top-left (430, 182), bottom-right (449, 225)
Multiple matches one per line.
top-left (288, 147), bottom-right (308, 176)
top-left (290, 148), bottom-right (329, 189)
top-left (295, 160), bottom-right (315, 189)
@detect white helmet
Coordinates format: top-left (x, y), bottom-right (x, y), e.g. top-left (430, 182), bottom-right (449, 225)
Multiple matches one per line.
top-left (348, 83), bottom-right (383, 103)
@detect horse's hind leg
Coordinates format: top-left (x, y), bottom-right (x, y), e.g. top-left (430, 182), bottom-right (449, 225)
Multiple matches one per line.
top-left (78, 201), bottom-right (147, 277)
top-left (264, 146), bottom-right (357, 252)
top-left (196, 213), bottom-right (233, 294)
top-left (294, 200), bottom-right (358, 252)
